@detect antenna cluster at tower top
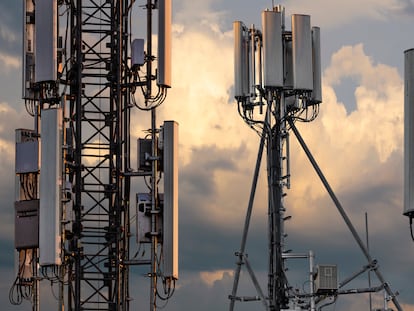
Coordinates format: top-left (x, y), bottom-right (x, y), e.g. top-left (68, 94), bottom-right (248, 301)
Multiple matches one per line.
top-left (234, 5), bottom-right (322, 127)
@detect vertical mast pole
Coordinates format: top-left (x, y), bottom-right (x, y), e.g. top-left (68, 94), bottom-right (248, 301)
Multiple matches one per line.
top-left (268, 93), bottom-right (287, 311)
top-left (74, 0), bottom-right (82, 309)
top-left (146, 1), bottom-right (158, 311)
top-left (122, 1), bottom-right (131, 310)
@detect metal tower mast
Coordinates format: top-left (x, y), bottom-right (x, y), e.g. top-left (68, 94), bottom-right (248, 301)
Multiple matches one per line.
top-left (230, 8), bottom-right (319, 309)
top-left (68, 1), bottom-right (129, 309)
top-left (229, 5), bottom-right (402, 311)
top-left (13, 1), bottom-right (177, 311)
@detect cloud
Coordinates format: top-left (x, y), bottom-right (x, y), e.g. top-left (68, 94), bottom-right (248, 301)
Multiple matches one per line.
top-left (0, 3), bottom-right (21, 32)
top-left (0, 3), bottom-right (21, 60)
top-left (200, 269), bottom-right (234, 287)
top-left (285, 44), bottom-right (405, 254)
top-left (289, 44), bottom-right (402, 202)
top-left (282, 0), bottom-right (403, 28)
top-left (0, 53), bottom-right (20, 71)
top-left (388, 0), bottom-right (414, 17)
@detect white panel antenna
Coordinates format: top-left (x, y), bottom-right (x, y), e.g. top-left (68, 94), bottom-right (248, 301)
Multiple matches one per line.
top-left (163, 121), bottom-right (178, 279)
top-left (311, 27), bottom-right (322, 104)
top-left (23, 0), bottom-right (35, 98)
top-left (292, 14), bottom-right (313, 91)
top-left (262, 10), bottom-right (283, 88)
top-left (157, 0), bottom-right (172, 88)
top-left (404, 48), bottom-right (414, 217)
top-left (234, 21), bottom-right (249, 98)
top-left (249, 25), bottom-right (256, 97)
top-left (39, 108), bottom-right (62, 266)
top-left (35, 0), bottom-right (57, 83)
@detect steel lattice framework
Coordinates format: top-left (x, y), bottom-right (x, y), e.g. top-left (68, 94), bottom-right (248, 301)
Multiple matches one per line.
top-left (68, 1), bottom-right (130, 309)
top-left (14, 1), bottom-right (174, 310)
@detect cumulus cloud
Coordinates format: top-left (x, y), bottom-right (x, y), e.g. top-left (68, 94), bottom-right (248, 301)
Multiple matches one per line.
top-left (199, 269), bottom-right (234, 287)
top-left (289, 44), bottom-right (402, 203)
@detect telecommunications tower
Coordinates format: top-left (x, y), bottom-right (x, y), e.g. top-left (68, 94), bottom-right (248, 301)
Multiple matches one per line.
top-left (12, 1), bottom-right (178, 311)
top-left (229, 5), bottom-right (402, 311)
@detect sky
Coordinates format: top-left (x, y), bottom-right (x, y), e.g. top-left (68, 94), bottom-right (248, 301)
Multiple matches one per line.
top-left (1, 0), bottom-right (414, 310)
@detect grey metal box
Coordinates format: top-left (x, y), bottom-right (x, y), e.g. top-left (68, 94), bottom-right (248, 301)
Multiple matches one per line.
top-left (315, 264), bottom-right (338, 293)
top-left (15, 140), bottom-right (39, 173)
top-left (137, 138), bottom-right (152, 171)
top-left (15, 200), bottom-right (39, 249)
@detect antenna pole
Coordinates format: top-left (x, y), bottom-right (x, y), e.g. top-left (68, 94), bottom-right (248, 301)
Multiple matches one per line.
top-left (366, 212), bottom-right (373, 311)
top-left (267, 94), bottom-right (288, 310)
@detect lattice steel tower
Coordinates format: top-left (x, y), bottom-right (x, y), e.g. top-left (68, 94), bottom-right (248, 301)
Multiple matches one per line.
top-left (68, 1), bottom-right (129, 309)
top-left (12, 1), bottom-right (177, 311)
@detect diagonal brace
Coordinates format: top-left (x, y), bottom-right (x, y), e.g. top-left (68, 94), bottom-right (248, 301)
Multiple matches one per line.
top-left (288, 118), bottom-right (403, 311)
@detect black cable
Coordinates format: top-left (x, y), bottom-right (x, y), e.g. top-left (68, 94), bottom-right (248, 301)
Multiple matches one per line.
top-left (9, 250), bottom-right (34, 305)
top-left (410, 217), bottom-right (414, 242)
top-left (318, 295), bottom-right (338, 310)
top-left (9, 276), bottom-right (23, 305)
